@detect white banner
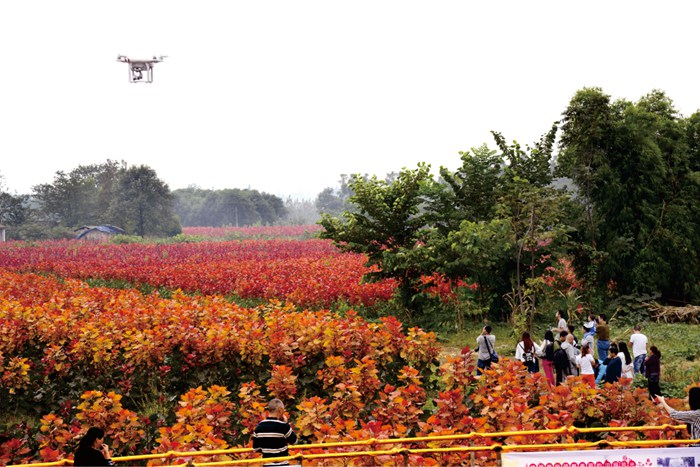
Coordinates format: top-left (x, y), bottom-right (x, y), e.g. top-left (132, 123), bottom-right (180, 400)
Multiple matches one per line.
top-left (502, 447), bottom-right (700, 467)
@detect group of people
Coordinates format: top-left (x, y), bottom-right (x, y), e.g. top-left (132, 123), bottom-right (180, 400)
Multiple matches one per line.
top-left (475, 313), bottom-right (662, 398)
top-left (73, 398), bottom-right (298, 466)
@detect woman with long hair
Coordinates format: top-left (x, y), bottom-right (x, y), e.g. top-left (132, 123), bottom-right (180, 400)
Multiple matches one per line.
top-left (576, 343), bottom-right (598, 388)
top-left (73, 427), bottom-right (114, 466)
top-left (538, 330), bottom-right (556, 386)
top-left (655, 387), bottom-right (700, 446)
top-left (645, 346), bottom-right (662, 398)
top-left (515, 331), bottom-right (541, 374)
top-left (617, 341), bottom-right (634, 386)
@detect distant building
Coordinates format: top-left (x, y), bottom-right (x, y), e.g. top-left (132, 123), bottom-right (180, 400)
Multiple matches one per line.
top-left (74, 225), bottom-right (127, 241)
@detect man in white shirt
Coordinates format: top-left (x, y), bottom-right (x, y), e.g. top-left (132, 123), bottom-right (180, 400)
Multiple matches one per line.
top-left (628, 324), bottom-right (648, 376)
top-left (555, 311), bottom-right (567, 333)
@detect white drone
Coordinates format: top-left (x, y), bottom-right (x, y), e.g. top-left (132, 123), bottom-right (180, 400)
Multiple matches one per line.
top-left (117, 55), bottom-right (167, 83)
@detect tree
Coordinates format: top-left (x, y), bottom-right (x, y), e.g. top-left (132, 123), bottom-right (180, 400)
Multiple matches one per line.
top-left (32, 160), bottom-right (125, 227)
top-left (315, 174), bottom-right (362, 217)
top-left (173, 187), bottom-right (287, 227)
top-left (489, 125), bottom-right (569, 331)
top-left (559, 88), bottom-right (700, 303)
top-left (0, 174), bottom-right (30, 226)
top-left (108, 165), bottom-right (181, 237)
top-left (428, 145), bottom-right (502, 233)
top-left (318, 164), bottom-right (434, 318)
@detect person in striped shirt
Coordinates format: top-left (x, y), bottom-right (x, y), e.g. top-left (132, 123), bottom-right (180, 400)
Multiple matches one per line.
top-left (252, 398), bottom-right (298, 466)
top-left (655, 387), bottom-right (700, 446)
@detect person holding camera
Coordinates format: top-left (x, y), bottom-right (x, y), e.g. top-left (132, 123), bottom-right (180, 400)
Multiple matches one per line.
top-left (654, 387), bottom-right (700, 446)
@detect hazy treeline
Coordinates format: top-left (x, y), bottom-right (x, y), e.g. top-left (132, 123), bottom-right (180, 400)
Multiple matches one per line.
top-left (173, 187), bottom-right (286, 227)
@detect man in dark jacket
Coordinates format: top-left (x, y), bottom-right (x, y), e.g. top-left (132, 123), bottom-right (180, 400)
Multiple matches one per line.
top-left (604, 345), bottom-right (622, 384)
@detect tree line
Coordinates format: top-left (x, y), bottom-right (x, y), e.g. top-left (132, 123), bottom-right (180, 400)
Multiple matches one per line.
top-left (318, 88), bottom-right (700, 329)
top-left (0, 161), bottom-right (289, 240)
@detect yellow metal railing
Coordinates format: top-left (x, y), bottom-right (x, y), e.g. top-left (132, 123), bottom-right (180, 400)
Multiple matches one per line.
top-left (9, 424), bottom-right (694, 467)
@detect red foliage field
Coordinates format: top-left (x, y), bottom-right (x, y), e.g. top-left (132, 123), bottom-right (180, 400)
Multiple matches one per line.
top-left (0, 268), bottom-right (691, 465)
top-left (0, 238), bottom-right (395, 307)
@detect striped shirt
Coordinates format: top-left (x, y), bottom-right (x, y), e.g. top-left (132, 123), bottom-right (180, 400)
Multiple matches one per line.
top-left (669, 409), bottom-right (700, 446)
top-left (252, 418), bottom-right (298, 466)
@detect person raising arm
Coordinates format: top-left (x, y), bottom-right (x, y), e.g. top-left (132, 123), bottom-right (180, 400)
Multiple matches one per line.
top-left (654, 387), bottom-right (700, 446)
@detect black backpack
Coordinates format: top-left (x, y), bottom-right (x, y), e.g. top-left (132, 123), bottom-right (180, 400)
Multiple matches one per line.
top-left (544, 342), bottom-right (554, 361)
top-left (553, 345), bottom-right (569, 371)
top-left (520, 344), bottom-right (535, 363)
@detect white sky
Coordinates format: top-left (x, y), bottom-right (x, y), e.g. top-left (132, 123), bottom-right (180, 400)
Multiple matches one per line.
top-left (1, 1), bottom-right (698, 200)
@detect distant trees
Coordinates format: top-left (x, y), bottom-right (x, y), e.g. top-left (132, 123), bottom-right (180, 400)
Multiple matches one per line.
top-left (31, 160), bottom-right (181, 237)
top-left (173, 187), bottom-right (287, 227)
top-left (315, 174), bottom-right (359, 217)
top-left (33, 160), bottom-right (124, 227)
top-left (0, 174), bottom-right (30, 226)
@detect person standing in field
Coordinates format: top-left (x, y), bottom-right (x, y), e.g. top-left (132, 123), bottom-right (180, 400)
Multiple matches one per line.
top-left (476, 325), bottom-right (496, 376)
top-left (603, 345), bottom-right (622, 384)
top-left (252, 398), bottom-right (298, 467)
top-left (553, 331), bottom-right (573, 385)
top-left (581, 324), bottom-right (595, 351)
top-left (515, 331), bottom-right (541, 373)
top-left (645, 346), bottom-right (662, 399)
top-left (617, 341), bottom-right (634, 386)
top-left (555, 310), bottom-right (567, 333)
top-left (576, 343), bottom-right (598, 388)
top-left (563, 333), bottom-right (579, 376)
top-left (567, 324), bottom-right (580, 349)
top-left (538, 330), bottom-right (556, 386)
top-left (596, 314), bottom-right (611, 361)
top-left (629, 324), bottom-right (648, 376)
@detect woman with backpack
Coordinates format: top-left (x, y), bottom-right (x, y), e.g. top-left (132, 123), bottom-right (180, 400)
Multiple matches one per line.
top-left (515, 331), bottom-right (541, 374)
top-left (538, 330), bottom-right (556, 386)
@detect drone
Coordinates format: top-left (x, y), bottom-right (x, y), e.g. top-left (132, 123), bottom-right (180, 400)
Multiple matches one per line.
top-left (117, 55), bottom-right (167, 83)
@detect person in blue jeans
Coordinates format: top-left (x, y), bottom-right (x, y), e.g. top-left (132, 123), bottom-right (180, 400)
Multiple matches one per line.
top-left (628, 324), bottom-right (648, 376)
top-left (596, 313), bottom-right (610, 361)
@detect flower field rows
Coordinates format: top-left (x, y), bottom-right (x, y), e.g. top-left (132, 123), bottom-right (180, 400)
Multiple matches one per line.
top-left (0, 238), bottom-right (395, 307)
top-left (0, 269), bottom-right (689, 465)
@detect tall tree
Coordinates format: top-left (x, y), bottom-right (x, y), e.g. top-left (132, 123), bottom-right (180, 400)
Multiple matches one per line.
top-left (32, 160), bottom-right (124, 227)
top-left (429, 144), bottom-right (502, 233)
top-left (318, 164), bottom-right (433, 317)
top-left (108, 165), bottom-right (181, 237)
top-left (559, 88), bottom-right (700, 303)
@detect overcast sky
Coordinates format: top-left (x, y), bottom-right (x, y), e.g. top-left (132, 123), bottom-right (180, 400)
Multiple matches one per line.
top-left (1, 1), bottom-right (698, 200)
